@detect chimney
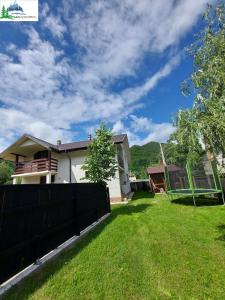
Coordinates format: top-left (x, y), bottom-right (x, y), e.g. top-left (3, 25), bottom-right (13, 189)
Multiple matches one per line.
top-left (57, 140), bottom-right (61, 146)
top-left (88, 134), bottom-right (92, 141)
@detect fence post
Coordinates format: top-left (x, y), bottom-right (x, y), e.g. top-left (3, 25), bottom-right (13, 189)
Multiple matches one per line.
top-left (34, 235), bottom-right (41, 265)
top-left (106, 187), bottom-right (111, 213)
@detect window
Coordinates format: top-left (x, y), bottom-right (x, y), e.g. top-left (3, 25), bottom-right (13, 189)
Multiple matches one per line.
top-left (34, 150), bottom-right (49, 160)
top-left (40, 176), bottom-right (46, 184)
top-left (51, 175), bottom-right (55, 183)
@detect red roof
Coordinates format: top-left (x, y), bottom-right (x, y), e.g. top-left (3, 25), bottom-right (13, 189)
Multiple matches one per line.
top-left (147, 164), bottom-right (181, 175)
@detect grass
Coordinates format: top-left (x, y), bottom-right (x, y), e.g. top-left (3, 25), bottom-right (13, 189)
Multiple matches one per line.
top-left (4, 192), bottom-right (225, 300)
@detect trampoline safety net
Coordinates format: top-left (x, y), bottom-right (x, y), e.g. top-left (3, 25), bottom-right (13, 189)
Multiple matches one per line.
top-left (167, 158), bottom-right (217, 191)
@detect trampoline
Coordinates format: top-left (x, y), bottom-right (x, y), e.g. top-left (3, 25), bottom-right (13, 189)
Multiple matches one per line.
top-left (160, 144), bottom-right (225, 206)
top-left (167, 189), bottom-right (221, 195)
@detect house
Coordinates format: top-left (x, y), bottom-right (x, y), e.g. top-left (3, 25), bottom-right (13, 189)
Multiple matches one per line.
top-left (0, 134), bottom-right (131, 203)
top-left (147, 163), bottom-right (181, 193)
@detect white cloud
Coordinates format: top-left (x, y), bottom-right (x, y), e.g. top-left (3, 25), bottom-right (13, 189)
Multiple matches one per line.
top-left (0, 28), bottom-right (179, 149)
top-left (68, 0), bottom-right (208, 80)
top-left (140, 123), bottom-right (175, 145)
top-left (130, 115), bottom-right (152, 132)
top-left (41, 3), bottom-right (67, 40)
top-left (113, 116), bottom-right (175, 146)
top-left (0, 0), bottom-right (209, 150)
top-left (112, 120), bottom-right (125, 134)
top-left (0, 108), bottom-right (72, 151)
top-left (121, 55), bottom-right (181, 103)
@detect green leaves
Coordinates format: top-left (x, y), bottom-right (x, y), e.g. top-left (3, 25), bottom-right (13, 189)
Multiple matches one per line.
top-left (174, 2), bottom-right (225, 163)
top-left (82, 124), bottom-right (117, 183)
top-left (0, 160), bottom-right (14, 184)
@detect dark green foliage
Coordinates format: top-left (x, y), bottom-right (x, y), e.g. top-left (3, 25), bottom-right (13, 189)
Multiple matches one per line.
top-left (82, 124), bottom-right (117, 183)
top-left (1, 5), bottom-right (6, 18)
top-left (163, 142), bottom-right (187, 166)
top-left (5, 8), bottom-right (9, 18)
top-left (130, 141), bottom-right (189, 178)
top-left (129, 142), bottom-right (161, 178)
top-left (170, 108), bottom-right (203, 166)
top-left (176, 2), bottom-right (225, 162)
top-left (0, 160), bottom-right (14, 184)
top-left (0, 6), bottom-right (12, 19)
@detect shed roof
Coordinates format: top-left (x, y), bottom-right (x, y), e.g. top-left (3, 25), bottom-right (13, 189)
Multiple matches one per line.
top-left (147, 164), bottom-right (181, 175)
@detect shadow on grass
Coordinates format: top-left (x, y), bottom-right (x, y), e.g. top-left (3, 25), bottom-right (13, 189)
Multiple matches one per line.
top-left (131, 191), bottom-right (154, 201)
top-left (216, 224), bottom-right (225, 242)
top-left (171, 196), bottom-right (221, 207)
top-left (4, 201), bottom-right (151, 300)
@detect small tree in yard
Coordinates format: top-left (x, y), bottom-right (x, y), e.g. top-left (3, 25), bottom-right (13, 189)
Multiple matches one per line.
top-left (82, 124), bottom-right (117, 183)
top-left (0, 160), bottom-right (14, 184)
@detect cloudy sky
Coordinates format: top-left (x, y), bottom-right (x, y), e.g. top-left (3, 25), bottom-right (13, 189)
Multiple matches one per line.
top-left (0, 0), bottom-right (211, 150)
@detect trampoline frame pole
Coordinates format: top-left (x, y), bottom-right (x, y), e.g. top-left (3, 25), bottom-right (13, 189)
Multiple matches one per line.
top-left (160, 143), bottom-right (171, 193)
top-left (211, 160), bottom-right (225, 205)
top-left (211, 160), bottom-right (219, 190)
top-left (186, 161), bottom-right (196, 207)
top-left (219, 178), bottom-right (225, 206)
top-left (222, 192), bottom-right (225, 206)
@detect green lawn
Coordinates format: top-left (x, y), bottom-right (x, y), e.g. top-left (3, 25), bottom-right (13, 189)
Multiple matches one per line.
top-left (4, 192), bottom-right (225, 300)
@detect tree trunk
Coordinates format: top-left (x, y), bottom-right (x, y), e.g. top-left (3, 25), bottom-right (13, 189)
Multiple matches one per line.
top-left (204, 137), bottom-right (215, 161)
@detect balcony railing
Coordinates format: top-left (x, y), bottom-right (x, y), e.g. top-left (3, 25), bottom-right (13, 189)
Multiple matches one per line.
top-left (15, 158), bottom-right (58, 175)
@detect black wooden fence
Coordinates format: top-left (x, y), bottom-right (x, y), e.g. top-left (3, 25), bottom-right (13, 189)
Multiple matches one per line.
top-left (0, 183), bottom-right (110, 285)
top-left (130, 180), bottom-right (150, 192)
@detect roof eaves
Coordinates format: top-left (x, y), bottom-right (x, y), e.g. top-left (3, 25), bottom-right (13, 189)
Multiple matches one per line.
top-left (24, 134), bottom-right (59, 151)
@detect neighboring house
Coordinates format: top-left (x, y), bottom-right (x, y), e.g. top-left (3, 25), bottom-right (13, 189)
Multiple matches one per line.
top-left (0, 134), bottom-right (131, 203)
top-left (147, 164), bottom-right (181, 193)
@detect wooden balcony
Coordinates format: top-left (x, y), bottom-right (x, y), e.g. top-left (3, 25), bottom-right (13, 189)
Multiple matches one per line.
top-left (15, 158), bottom-right (58, 175)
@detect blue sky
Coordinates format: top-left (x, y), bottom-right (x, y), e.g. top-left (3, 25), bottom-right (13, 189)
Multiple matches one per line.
top-left (0, 0), bottom-right (210, 150)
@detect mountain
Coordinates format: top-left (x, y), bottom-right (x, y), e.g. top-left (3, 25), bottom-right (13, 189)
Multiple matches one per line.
top-left (129, 141), bottom-right (161, 179)
top-left (7, 3), bottom-right (23, 12)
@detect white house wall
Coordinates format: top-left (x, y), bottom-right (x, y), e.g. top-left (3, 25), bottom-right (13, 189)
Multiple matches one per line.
top-left (22, 176), bottom-right (41, 184)
top-left (13, 143), bottom-right (129, 201)
top-left (52, 152), bottom-right (70, 183)
top-left (106, 168), bottom-right (122, 198)
top-left (53, 150), bottom-right (122, 199)
top-left (69, 151), bottom-right (122, 199)
top-left (70, 151), bottom-right (87, 184)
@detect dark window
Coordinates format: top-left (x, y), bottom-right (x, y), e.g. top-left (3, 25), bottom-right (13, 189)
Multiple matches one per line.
top-left (40, 176), bottom-right (46, 184)
top-left (34, 150), bottom-right (49, 160)
top-left (51, 175), bottom-right (55, 183)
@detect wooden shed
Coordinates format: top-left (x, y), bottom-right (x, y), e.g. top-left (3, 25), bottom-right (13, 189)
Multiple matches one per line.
top-left (147, 164), bottom-right (181, 193)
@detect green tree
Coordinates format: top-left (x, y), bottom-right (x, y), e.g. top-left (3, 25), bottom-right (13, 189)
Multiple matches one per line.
top-left (170, 109), bottom-right (203, 166)
top-left (1, 5), bottom-right (6, 18)
top-left (173, 2), bottom-right (225, 164)
top-left (0, 160), bottom-right (14, 184)
top-left (163, 141), bottom-right (187, 166)
top-left (82, 124), bottom-right (117, 183)
top-left (129, 142), bottom-right (161, 178)
top-left (5, 8), bottom-right (9, 18)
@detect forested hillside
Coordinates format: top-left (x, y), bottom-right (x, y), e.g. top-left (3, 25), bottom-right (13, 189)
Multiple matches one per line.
top-left (129, 142), bottom-right (161, 179)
